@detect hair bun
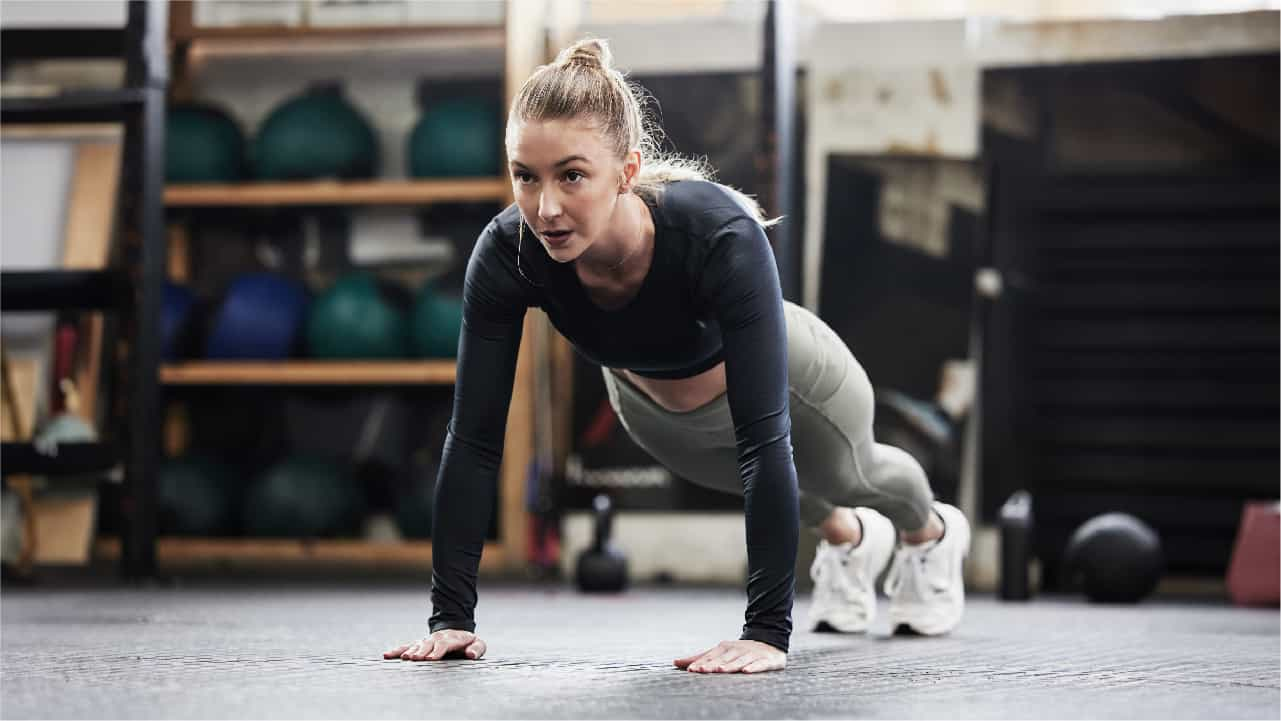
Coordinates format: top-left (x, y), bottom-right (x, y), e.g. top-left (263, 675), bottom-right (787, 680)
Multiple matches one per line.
top-left (557, 38), bottom-right (612, 71)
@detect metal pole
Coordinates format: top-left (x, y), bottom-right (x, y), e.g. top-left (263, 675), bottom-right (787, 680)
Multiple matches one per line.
top-left (762, 0), bottom-right (798, 302)
top-left (123, 0), bottom-right (168, 579)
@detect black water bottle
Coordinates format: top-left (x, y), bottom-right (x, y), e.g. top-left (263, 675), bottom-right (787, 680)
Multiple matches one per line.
top-left (999, 491), bottom-right (1034, 601)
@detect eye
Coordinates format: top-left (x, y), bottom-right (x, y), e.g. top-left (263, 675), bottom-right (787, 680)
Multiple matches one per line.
top-left (564, 170), bottom-right (585, 184)
top-left (512, 171), bottom-right (535, 185)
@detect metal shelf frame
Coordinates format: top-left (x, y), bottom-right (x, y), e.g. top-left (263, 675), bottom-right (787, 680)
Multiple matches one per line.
top-left (1, 1), bottom-right (170, 579)
top-left (1, 442), bottom-right (120, 476)
top-left (0, 270), bottom-right (131, 311)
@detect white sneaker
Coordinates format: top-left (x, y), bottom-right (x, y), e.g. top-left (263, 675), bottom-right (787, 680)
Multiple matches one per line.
top-left (806, 507), bottom-right (896, 633)
top-left (885, 502), bottom-right (971, 635)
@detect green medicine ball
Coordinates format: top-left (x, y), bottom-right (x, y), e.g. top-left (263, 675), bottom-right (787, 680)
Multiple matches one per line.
top-left (410, 284), bottom-right (463, 358)
top-left (394, 462), bottom-right (437, 540)
top-left (306, 273), bottom-right (409, 359)
top-left (253, 86), bottom-right (380, 180)
top-left (242, 456), bottom-right (364, 538)
top-left (158, 454), bottom-right (239, 536)
top-left (408, 97), bottom-right (500, 178)
top-left (167, 104), bottom-right (246, 182)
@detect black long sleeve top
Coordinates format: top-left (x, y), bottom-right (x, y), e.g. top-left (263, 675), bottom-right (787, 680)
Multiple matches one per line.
top-left (428, 180), bottom-right (799, 652)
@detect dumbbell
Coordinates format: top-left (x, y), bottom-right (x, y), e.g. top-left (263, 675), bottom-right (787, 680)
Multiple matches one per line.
top-left (575, 494), bottom-right (628, 593)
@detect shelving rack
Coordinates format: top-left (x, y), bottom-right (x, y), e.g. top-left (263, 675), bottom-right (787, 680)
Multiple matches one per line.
top-left (1, 0), bottom-right (169, 578)
top-left (88, 1), bottom-right (546, 572)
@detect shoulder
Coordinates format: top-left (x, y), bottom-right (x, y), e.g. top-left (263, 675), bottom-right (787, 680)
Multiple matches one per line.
top-left (656, 182), bottom-right (773, 304)
top-left (464, 203), bottom-right (538, 311)
top-left (477, 203), bottom-right (522, 250)
top-left (655, 180), bottom-right (755, 236)
top-left (493, 203), bottom-right (523, 239)
top-left (656, 180), bottom-right (766, 263)
top-left (469, 203), bottom-right (524, 269)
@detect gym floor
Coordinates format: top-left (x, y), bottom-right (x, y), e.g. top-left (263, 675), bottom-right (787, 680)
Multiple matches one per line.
top-left (2, 578), bottom-right (1277, 719)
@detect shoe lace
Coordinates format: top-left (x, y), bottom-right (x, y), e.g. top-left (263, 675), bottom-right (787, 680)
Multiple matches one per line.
top-left (811, 544), bottom-right (860, 604)
top-left (884, 544), bottom-right (948, 601)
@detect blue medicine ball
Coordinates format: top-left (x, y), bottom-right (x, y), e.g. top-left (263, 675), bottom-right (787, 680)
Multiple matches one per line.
top-left (206, 273), bottom-right (309, 360)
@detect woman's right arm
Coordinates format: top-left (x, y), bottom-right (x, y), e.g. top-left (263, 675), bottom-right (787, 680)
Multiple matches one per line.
top-left (427, 220), bottom-right (530, 636)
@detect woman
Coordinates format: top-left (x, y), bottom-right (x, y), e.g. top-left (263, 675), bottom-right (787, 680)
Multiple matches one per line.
top-left (384, 38), bottom-right (970, 675)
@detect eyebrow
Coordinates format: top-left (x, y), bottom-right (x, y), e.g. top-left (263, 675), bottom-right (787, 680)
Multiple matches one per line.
top-left (510, 155), bottom-right (592, 169)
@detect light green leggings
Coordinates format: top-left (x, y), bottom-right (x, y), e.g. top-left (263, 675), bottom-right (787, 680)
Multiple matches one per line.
top-left (602, 301), bottom-right (935, 531)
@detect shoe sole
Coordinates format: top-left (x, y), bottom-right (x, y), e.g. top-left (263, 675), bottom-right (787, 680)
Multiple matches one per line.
top-left (811, 620), bottom-right (869, 634)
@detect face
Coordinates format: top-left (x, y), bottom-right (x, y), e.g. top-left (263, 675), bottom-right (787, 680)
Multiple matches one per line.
top-left (507, 117), bottom-right (638, 263)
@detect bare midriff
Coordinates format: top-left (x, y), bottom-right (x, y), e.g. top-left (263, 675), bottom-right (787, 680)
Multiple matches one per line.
top-left (618, 361), bottom-right (728, 413)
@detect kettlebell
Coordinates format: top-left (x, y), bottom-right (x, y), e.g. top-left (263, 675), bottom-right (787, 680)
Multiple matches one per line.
top-left (575, 494), bottom-right (628, 593)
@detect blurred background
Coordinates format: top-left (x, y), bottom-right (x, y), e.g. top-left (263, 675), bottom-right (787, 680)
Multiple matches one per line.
top-left (1, 0), bottom-right (1277, 609)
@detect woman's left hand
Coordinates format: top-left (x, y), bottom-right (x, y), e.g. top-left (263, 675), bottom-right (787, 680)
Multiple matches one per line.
top-left (673, 639), bottom-right (786, 674)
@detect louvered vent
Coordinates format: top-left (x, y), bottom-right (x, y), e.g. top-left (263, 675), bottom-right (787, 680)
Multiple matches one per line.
top-left (1011, 178), bottom-right (1278, 575)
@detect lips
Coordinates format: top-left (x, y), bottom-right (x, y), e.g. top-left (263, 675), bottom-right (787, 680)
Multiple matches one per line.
top-left (542, 229), bottom-right (573, 247)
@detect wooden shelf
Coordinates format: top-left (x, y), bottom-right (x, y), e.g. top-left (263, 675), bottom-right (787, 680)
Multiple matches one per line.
top-left (94, 537), bottom-right (507, 569)
top-left (161, 361), bottom-right (456, 385)
top-left (172, 23), bottom-right (503, 43)
top-left (165, 178), bottom-right (510, 207)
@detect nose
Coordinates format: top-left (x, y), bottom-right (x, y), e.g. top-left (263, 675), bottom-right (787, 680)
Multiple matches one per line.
top-left (538, 188), bottom-right (562, 223)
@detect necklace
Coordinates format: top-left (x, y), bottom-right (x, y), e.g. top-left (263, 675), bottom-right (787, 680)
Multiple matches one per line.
top-left (606, 237), bottom-right (642, 271)
top-left (605, 195), bottom-right (648, 271)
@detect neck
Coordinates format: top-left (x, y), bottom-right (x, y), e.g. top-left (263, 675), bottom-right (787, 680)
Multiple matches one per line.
top-left (580, 193), bottom-right (650, 278)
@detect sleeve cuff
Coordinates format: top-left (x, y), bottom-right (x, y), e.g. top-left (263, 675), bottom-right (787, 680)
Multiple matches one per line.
top-left (740, 627), bottom-right (789, 654)
top-left (429, 617), bottom-right (477, 635)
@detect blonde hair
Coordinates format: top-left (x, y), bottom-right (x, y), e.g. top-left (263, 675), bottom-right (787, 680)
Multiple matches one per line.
top-left (506, 37), bottom-right (779, 227)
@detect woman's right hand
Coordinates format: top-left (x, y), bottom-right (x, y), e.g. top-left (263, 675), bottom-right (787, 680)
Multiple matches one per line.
top-left (384, 629), bottom-right (487, 662)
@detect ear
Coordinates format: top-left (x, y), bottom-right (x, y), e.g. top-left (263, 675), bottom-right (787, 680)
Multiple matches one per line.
top-left (619, 149), bottom-right (641, 193)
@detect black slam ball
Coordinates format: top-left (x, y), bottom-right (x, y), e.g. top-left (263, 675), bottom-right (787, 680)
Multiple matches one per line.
top-left (1062, 512), bottom-right (1165, 603)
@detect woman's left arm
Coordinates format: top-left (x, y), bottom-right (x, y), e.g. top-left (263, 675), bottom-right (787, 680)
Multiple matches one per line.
top-left (698, 214), bottom-right (800, 658)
